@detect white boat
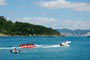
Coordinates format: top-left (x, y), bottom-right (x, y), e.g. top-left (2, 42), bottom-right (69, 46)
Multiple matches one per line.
top-left (10, 48), bottom-right (20, 54)
top-left (60, 41), bottom-right (71, 46)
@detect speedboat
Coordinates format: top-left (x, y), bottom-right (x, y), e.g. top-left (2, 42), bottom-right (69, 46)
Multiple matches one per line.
top-left (10, 48), bottom-right (20, 54)
top-left (60, 41), bottom-right (71, 46)
top-left (19, 43), bottom-right (37, 48)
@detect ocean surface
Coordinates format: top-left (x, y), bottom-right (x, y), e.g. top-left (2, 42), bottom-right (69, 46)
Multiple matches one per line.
top-left (0, 36), bottom-right (90, 60)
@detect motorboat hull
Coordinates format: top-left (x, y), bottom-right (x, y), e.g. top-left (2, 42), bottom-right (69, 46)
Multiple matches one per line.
top-left (10, 50), bottom-right (20, 54)
top-left (60, 41), bottom-right (71, 47)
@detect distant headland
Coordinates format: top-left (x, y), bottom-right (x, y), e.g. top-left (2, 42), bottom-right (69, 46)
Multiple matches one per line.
top-left (0, 16), bottom-right (61, 36)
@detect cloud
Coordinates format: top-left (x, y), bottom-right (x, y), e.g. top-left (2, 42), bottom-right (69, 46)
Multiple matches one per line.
top-left (15, 17), bottom-right (90, 30)
top-left (59, 20), bottom-right (90, 29)
top-left (15, 17), bottom-right (58, 28)
top-left (0, 0), bottom-right (6, 6)
top-left (39, 0), bottom-right (90, 11)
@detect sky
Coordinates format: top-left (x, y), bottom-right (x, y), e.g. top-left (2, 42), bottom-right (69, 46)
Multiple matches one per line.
top-left (0, 0), bottom-right (90, 30)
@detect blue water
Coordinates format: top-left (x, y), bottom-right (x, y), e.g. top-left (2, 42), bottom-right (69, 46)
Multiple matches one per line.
top-left (0, 36), bottom-right (90, 60)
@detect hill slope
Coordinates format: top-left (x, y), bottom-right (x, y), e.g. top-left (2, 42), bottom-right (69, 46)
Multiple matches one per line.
top-left (0, 16), bottom-right (60, 36)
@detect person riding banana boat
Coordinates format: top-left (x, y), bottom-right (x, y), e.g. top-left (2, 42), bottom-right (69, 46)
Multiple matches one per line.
top-left (19, 43), bottom-right (37, 48)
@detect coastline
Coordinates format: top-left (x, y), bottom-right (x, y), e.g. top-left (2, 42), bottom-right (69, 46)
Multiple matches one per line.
top-left (0, 34), bottom-right (8, 36)
top-left (0, 33), bottom-right (62, 36)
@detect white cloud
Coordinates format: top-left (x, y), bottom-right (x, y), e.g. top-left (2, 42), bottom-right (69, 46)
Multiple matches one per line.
top-left (15, 17), bottom-right (90, 30)
top-left (0, 0), bottom-right (6, 6)
top-left (59, 20), bottom-right (90, 29)
top-left (15, 17), bottom-right (58, 28)
top-left (39, 0), bottom-right (90, 11)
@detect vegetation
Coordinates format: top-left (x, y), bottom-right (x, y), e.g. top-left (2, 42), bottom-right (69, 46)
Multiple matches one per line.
top-left (0, 16), bottom-right (60, 36)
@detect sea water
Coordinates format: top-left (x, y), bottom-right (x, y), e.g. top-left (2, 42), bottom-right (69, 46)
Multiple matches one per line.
top-left (0, 36), bottom-right (90, 60)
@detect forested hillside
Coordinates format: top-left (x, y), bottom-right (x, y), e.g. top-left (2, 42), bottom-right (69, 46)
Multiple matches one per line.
top-left (0, 16), bottom-right (60, 36)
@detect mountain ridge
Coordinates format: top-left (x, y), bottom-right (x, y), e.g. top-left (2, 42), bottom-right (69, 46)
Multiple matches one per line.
top-left (56, 29), bottom-right (90, 36)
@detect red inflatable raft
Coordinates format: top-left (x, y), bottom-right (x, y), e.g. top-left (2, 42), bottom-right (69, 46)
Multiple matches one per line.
top-left (19, 44), bottom-right (37, 48)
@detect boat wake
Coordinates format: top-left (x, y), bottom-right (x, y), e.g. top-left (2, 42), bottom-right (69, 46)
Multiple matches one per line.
top-left (0, 45), bottom-right (60, 50)
top-left (0, 47), bottom-right (19, 50)
top-left (0, 44), bottom-right (70, 50)
top-left (36, 45), bottom-right (60, 48)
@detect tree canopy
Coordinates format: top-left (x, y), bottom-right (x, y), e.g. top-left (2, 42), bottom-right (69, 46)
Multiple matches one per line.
top-left (0, 16), bottom-right (60, 36)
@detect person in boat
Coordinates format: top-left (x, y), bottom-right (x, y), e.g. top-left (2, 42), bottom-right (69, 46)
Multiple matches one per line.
top-left (60, 43), bottom-right (63, 46)
top-left (26, 44), bottom-right (28, 45)
top-left (31, 44), bottom-right (34, 45)
top-left (60, 42), bottom-right (65, 46)
top-left (19, 44), bottom-right (25, 46)
top-left (19, 43), bottom-right (35, 47)
top-left (14, 48), bottom-right (16, 51)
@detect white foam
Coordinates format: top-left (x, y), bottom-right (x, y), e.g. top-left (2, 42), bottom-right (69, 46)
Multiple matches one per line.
top-left (0, 47), bottom-right (19, 50)
top-left (36, 45), bottom-right (60, 48)
top-left (0, 44), bottom-right (70, 50)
